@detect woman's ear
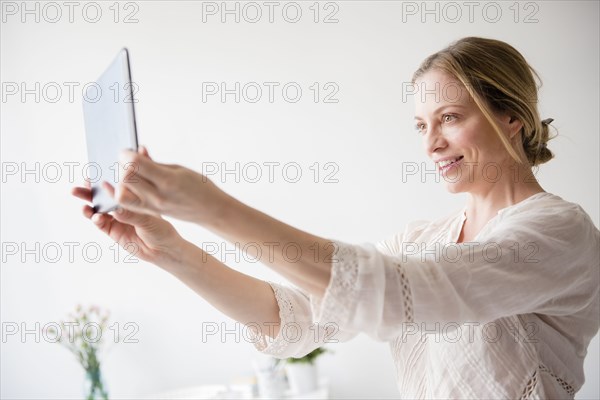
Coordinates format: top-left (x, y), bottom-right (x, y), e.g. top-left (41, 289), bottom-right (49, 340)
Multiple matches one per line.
top-left (507, 115), bottom-right (523, 140)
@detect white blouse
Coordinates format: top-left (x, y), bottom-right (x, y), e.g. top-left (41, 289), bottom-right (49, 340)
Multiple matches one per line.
top-left (251, 192), bottom-right (600, 399)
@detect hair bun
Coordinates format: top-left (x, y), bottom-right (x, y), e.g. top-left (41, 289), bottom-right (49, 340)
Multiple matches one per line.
top-left (541, 118), bottom-right (554, 126)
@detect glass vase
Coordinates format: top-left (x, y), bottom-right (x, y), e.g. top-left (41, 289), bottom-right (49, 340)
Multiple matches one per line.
top-left (84, 368), bottom-right (108, 400)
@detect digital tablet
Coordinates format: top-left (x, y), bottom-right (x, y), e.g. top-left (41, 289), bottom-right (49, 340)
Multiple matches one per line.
top-left (82, 48), bottom-right (139, 213)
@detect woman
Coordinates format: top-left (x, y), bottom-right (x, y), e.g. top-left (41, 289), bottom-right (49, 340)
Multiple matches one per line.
top-left (72, 37), bottom-right (599, 398)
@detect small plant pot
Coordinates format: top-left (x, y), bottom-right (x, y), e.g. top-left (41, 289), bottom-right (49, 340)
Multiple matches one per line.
top-left (285, 362), bottom-right (318, 395)
top-left (255, 370), bottom-right (286, 399)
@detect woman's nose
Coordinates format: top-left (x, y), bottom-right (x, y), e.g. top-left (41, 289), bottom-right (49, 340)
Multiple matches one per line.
top-left (424, 125), bottom-right (446, 156)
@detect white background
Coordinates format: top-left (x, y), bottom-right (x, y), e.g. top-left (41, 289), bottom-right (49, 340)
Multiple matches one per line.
top-left (1, 1), bottom-right (598, 398)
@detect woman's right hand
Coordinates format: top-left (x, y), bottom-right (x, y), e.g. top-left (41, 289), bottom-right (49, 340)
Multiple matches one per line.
top-left (71, 162), bottom-right (187, 268)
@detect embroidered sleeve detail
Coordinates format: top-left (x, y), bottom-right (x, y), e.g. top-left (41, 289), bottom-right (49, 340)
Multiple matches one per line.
top-left (519, 368), bottom-right (538, 400)
top-left (396, 260), bottom-right (415, 323)
top-left (330, 240), bottom-right (359, 293)
top-left (539, 364), bottom-right (576, 397)
top-left (519, 364), bottom-right (576, 399)
top-left (310, 240), bottom-right (416, 342)
top-left (250, 281), bottom-right (295, 357)
top-left (313, 241), bottom-right (360, 327)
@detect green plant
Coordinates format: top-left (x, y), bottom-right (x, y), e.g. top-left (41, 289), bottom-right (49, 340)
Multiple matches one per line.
top-left (286, 347), bottom-right (329, 365)
top-left (48, 304), bottom-right (110, 400)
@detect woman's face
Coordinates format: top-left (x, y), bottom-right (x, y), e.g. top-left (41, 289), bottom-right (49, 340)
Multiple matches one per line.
top-left (413, 69), bottom-right (522, 194)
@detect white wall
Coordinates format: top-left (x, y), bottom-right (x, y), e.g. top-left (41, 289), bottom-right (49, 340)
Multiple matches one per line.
top-left (1, 1), bottom-right (598, 398)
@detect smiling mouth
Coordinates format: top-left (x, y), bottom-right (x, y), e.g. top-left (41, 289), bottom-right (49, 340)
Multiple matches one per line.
top-left (437, 156), bottom-right (464, 172)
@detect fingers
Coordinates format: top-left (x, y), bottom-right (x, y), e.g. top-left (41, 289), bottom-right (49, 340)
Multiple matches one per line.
top-left (103, 180), bottom-right (161, 216)
top-left (82, 204), bottom-right (95, 219)
top-left (82, 198), bottom-right (131, 242)
top-left (102, 180), bottom-right (116, 197)
top-left (103, 180), bottom-right (141, 209)
top-left (139, 145), bottom-right (151, 159)
top-left (120, 178), bottom-right (162, 208)
top-left (71, 175), bottom-right (94, 202)
top-left (75, 146), bottom-right (171, 217)
top-left (80, 201), bottom-right (112, 233)
top-left (90, 210), bottom-right (115, 235)
top-left (73, 146), bottom-right (149, 204)
top-left (111, 206), bottom-right (158, 227)
top-left (120, 149), bottom-right (167, 184)
top-left (72, 186), bottom-right (92, 202)
top-left (73, 149), bottom-right (158, 235)
top-left (75, 191), bottom-right (114, 237)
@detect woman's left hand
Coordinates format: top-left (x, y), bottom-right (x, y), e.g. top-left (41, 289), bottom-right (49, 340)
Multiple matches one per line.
top-left (111, 146), bottom-right (230, 226)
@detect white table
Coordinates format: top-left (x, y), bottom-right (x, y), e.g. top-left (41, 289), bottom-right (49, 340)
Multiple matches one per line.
top-left (149, 379), bottom-right (329, 399)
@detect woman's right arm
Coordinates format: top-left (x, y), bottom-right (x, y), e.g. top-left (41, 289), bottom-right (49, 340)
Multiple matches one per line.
top-left (73, 147), bottom-right (353, 356)
top-left (160, 243), bottom-right (353, 357)
top-left (71, 148), bottom-right (283, 340)
top-left (158, 238), bottom-right (283, 339)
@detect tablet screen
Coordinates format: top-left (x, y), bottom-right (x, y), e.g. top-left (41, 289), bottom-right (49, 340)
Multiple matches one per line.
top-left (82, 48), bottom-right (138, 213)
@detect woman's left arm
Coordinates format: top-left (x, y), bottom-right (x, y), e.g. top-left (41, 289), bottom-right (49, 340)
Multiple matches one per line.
top-left (114, 148), bottom-right (335, 297)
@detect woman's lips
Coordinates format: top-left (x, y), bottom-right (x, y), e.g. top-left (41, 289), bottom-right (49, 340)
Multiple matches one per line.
top-left (439, 155), bottom-right (464, 175)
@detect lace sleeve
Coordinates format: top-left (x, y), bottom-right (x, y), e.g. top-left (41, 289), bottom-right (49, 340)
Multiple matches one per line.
top-left (250, 280), bottom-right (358, 359)
top-left (311, 208), bottom-right (599, 341)
top-left (311, 240), bottom-right (414, 341)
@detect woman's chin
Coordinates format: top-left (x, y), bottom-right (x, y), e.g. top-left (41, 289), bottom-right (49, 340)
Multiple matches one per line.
top-left (444, 181), bottom-right (467, 194)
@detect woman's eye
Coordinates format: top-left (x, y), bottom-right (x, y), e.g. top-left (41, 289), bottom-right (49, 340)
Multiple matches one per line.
top-left (415, 123), bottom-right (426, 134)
top-left (442, 114), bottom-right (457, 123)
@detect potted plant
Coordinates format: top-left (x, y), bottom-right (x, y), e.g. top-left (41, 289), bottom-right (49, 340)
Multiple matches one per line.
top-left (48, 305), bottom-right (110, 400)
top-left (285, 347), bottom-right (328, 395)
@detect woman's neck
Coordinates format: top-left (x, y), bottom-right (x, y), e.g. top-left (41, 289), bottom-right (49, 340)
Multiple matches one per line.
top-left (462, 165), bottom-right (545, 239)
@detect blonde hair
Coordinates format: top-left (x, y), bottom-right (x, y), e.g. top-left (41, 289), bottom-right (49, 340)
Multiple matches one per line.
top-left (412, 37), bottom-right (556, 167)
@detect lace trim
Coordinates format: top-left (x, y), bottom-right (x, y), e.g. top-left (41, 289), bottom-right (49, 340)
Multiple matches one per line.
top-left (539, 364), bottom-right (576, 397)
top-left (519, 364), bottom-right (575, 399)
top-left (394, 259), bottom-right (414, 323)
top-left (330, 241), bottom-right (359, 292)
top-left (519, 368), bottom-right (538, 399)
top-left (250, 281), bottom-right (295, 357)
top-left (318, 241), bottom-right (415, 328)
top-left (316, 241), bottom-right (360, 327)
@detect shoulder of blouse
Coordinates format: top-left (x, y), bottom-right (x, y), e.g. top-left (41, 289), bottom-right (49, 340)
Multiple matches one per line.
top-left (375, 210), bottom-right (462, 256)
top-left (499, 193), bottom-right (597, 231)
